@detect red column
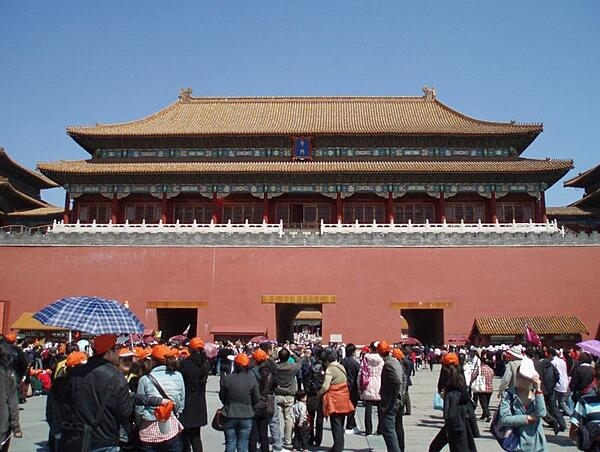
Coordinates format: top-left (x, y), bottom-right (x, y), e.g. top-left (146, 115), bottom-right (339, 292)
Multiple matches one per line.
top-left (438, 191), bottom-right (446, 223)
top-left (211, 193), bottom-right (219, 224)
top-left (490, 192), bottom-right (497, 223)
top-left (336, 192), bottom-right (343, 223)
top-left (63, 191), bottom-right (70, 224)
top-left (386, 192), bottom-right (394, 223)
top-left (540, 191), bottom-right (547, 222)
top-left (161, 193), bottom-right (168, 223)
top-left (262, 193), bottom-right (269, 223)
top-left (111, 193), bottom-right (119, 224)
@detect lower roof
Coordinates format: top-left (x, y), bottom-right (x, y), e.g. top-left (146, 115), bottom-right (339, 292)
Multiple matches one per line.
top-left (473, 316), bottom-right (589, 336)
top-left (11, 312), bottom-right (68, 331)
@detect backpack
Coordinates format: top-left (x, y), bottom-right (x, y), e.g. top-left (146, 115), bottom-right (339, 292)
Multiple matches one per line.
top-left (359, 356), bottom-right (371, 392)
top-left (490, 390), bottom-right (520, 451)
top-left (304, 362), bottom-right (325, 395)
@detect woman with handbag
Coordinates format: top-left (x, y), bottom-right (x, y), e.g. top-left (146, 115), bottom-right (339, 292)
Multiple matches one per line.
top-left (219, 353), bottom-right (260, 452)
top-left (179, 338), bottom-right (210, 452)
top-left (470, 355), bottom-right (494, 422)
top-left (136, 344), bottom-right (185, 452)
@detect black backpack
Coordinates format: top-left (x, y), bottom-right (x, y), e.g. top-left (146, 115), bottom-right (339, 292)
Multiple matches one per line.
top-left (304, 362), bottom-right (325, 395)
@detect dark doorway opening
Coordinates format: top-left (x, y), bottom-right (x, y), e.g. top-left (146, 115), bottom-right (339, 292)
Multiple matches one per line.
top-left (157, 308), bottom-right (197, 341)
top-left (276, 304), bottom-right (322, 343)
top-left (290, 204), bottom-right (303, 228)
top-left (401, 309), bottom-right (443, 346)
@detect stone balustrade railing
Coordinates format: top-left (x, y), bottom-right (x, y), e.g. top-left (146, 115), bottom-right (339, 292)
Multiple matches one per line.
top-left (320, 219), bottom-right (566, 236)
top-left (48, 219), bottom-right (286, 238)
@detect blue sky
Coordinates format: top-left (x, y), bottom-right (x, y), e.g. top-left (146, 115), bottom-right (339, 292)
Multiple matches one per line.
top-left (1, 1), bottom-right (599, 207)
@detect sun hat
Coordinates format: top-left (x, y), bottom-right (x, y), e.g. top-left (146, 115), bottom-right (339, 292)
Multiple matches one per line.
top-left (66, 351), bottom-right (88, 367)
top-left (234, 353), bottom-right (250, 367)
top-left (377, 340), bottom-right (391, 354)
top-left (189, 337), bottom-right (205, 351)
top-left (93, 334), bottom-right (117, 355)
top-left (518, 356), bottom-right (539, 380)
top-left (507, 346), bottom-right (524, 360)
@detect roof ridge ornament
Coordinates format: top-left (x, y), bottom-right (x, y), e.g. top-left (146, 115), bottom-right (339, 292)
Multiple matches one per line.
top-left (179, 87), bottom-right (193, 102)
top-left (422, 85), bottom-right (436, 100)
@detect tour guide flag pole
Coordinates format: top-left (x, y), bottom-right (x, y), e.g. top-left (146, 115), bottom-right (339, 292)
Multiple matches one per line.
top-left (525, 323), bottom-right (542, 347)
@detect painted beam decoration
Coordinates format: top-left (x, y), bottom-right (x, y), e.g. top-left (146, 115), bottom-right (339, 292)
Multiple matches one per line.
top-left (67, 182), bottom-right (547, 199)
top-left (94, 146), bottom-right (514, 160)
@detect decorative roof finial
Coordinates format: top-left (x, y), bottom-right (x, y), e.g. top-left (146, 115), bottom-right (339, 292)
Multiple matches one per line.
top-left (422, 85), bottom-right (436, 100)
top-left (179, 87), bottom-right (193, 102)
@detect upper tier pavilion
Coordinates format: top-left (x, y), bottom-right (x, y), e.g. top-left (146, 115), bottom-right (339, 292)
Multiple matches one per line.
top-left (38, 87), bottom-right (573, 228)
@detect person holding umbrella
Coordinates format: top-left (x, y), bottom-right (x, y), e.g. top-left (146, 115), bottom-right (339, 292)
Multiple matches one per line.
top-left (62, 334), bottom-right (134, 452)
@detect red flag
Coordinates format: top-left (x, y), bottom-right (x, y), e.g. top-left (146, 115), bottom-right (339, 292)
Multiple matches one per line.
top-left (525, 324), bottom-right (542, 347)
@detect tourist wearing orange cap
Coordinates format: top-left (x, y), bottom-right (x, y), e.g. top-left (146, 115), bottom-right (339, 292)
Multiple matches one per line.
top-left (219, 353), bottom-right (260, 452)
top-left (179, 337), bottom-right (210, 452)
top-left (2, 332), bottom-right (28, 403)
top-left (248, 348), bottom-right (275, 452)
top-left (429, 351), bottom-right (479, 452)
top-left (135, 344), bottom-right (185, 450)
top-left (0, 341), bottom-right (22, 448)
top-left (59, 334), bottom-right (133, 451)
top-left (377, 340), bottom-right (407, 452)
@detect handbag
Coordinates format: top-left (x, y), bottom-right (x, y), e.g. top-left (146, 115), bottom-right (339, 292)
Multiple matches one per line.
top-left (490, 391), bottom-right (520, 451)
top-left (433, 392), bottom-right (443, 411)
top-left (472, 375), bottom-right (486, 393)
top-left (60, 387), bottom-right (110, 452)
top-left (212, 407), bottom-right (225, 431)
top-left (146, 373), bottom-right (176, 420)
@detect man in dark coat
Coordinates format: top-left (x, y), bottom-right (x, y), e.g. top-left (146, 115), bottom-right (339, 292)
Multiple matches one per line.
top-left (378, 341), bottom-right (406, 452)
top-left (62, 334), bottom-right (133, 452)
top-left (179, 338), bottom-right (211, 452)
top-left (341, 343), bottom-right (360, 433)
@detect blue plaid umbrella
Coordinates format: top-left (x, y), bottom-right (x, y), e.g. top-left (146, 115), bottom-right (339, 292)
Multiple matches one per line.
top-left (33, 296), bottom-right (145, 335)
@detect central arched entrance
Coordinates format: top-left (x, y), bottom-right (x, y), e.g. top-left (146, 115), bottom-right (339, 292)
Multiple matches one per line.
top-left (261, 294), bottom-right (336, 343)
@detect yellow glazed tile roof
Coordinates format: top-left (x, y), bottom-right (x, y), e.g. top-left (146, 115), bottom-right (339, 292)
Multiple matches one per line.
top-left (11, 312), bottom-right (68, 331)
top-left (38, 158), bottom-right (573, 176)
top-left (474, 316), bottom-right (589, 335)
top-left (67, 95), bottom-right (543, 137)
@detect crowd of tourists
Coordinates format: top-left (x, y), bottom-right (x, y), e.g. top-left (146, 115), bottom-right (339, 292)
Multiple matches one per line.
top-left (1, 332), bottom-right (600, 451)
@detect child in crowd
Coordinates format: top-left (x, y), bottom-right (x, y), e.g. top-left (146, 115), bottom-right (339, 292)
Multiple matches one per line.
top-left (292, 390), bottom-right (310, 452)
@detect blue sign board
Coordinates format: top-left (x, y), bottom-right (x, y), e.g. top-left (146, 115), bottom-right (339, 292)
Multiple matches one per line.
top-left (293, 137), bottom-right (312, 160)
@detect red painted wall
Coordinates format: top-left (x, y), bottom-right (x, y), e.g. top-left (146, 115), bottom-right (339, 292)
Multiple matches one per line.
top-left (2, 245), bottom-right (599, 344)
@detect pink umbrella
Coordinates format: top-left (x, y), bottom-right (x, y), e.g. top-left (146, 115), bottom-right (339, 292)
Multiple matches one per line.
top-left (204, 342), bottom-right (218, 359)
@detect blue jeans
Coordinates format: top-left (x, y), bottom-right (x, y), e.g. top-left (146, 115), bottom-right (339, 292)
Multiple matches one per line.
top-left (224, 417), bottom-right (252, 452)
top-left (138, 435), bottom-right (183, 452)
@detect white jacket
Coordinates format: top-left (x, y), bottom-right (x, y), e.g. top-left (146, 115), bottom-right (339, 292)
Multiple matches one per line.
top-left (360, 353), bottom-right (384, 401)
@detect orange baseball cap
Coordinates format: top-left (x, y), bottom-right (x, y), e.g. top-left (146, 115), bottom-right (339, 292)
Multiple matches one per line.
top-left (135, 347), bottom-right (152, 361)
top-left (151, 344), bottom-right (174, 362)
top-left (377, 340), bottom-right (391, 354)
top-left (189, 337), bottom-right (204, 350)
top-left (392, 348), bottom-right (405, 360)
top-left (442, 352), bottom-right (460, 367)
top-left (93, 334), bottom-right (117, 354)
top-left (66, 351), bottom-right (88, 368)
top-left (119, 348), bottom-right (135, 358)
top-left (234, 353), bottom-right (250, 367)
top-left (252, 349), bottom-right (268, 363)
top-left (5, 333), bottom-right (17, 344)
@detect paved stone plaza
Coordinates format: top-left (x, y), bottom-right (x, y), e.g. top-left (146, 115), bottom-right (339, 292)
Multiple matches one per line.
top-left (12, 364), bottom-right (576, 451)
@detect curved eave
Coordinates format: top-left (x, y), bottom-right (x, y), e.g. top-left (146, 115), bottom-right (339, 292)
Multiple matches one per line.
top-left (0, 149), bottom-right (59, 188)
top-left (38, 159), bottom-right (573, 188)
top-left (0, 178), bottom-right (49, 209)
top-left (66, 95), bottom-right (543, 154)
top-left (564, 163), bottom-right (600, 188)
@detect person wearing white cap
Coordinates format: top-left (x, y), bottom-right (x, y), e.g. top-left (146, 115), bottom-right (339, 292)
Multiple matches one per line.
top-left (498, 346), bottom-right (524, 398)
top-left (498, 356), bottom-right (547, 451)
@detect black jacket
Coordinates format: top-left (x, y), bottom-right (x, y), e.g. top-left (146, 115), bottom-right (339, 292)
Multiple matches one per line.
top-left (379, 355), bottom-right (406, 407)
top-left (341, 356), bottom-right (360, 399)
top-left (63, 356), bottom-right (133, 448)
top-left (443, 388), bottom-right (479, 452)
top-left (179, 352), bottom-right (210, 428)
top-left (219, 369), bottom-right (260, 419)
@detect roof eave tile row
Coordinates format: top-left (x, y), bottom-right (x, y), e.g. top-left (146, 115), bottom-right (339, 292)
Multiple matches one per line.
top-left (65, 96), bottom-right (543, 138)
top-left (474, 316), bottom-right (589, 335)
